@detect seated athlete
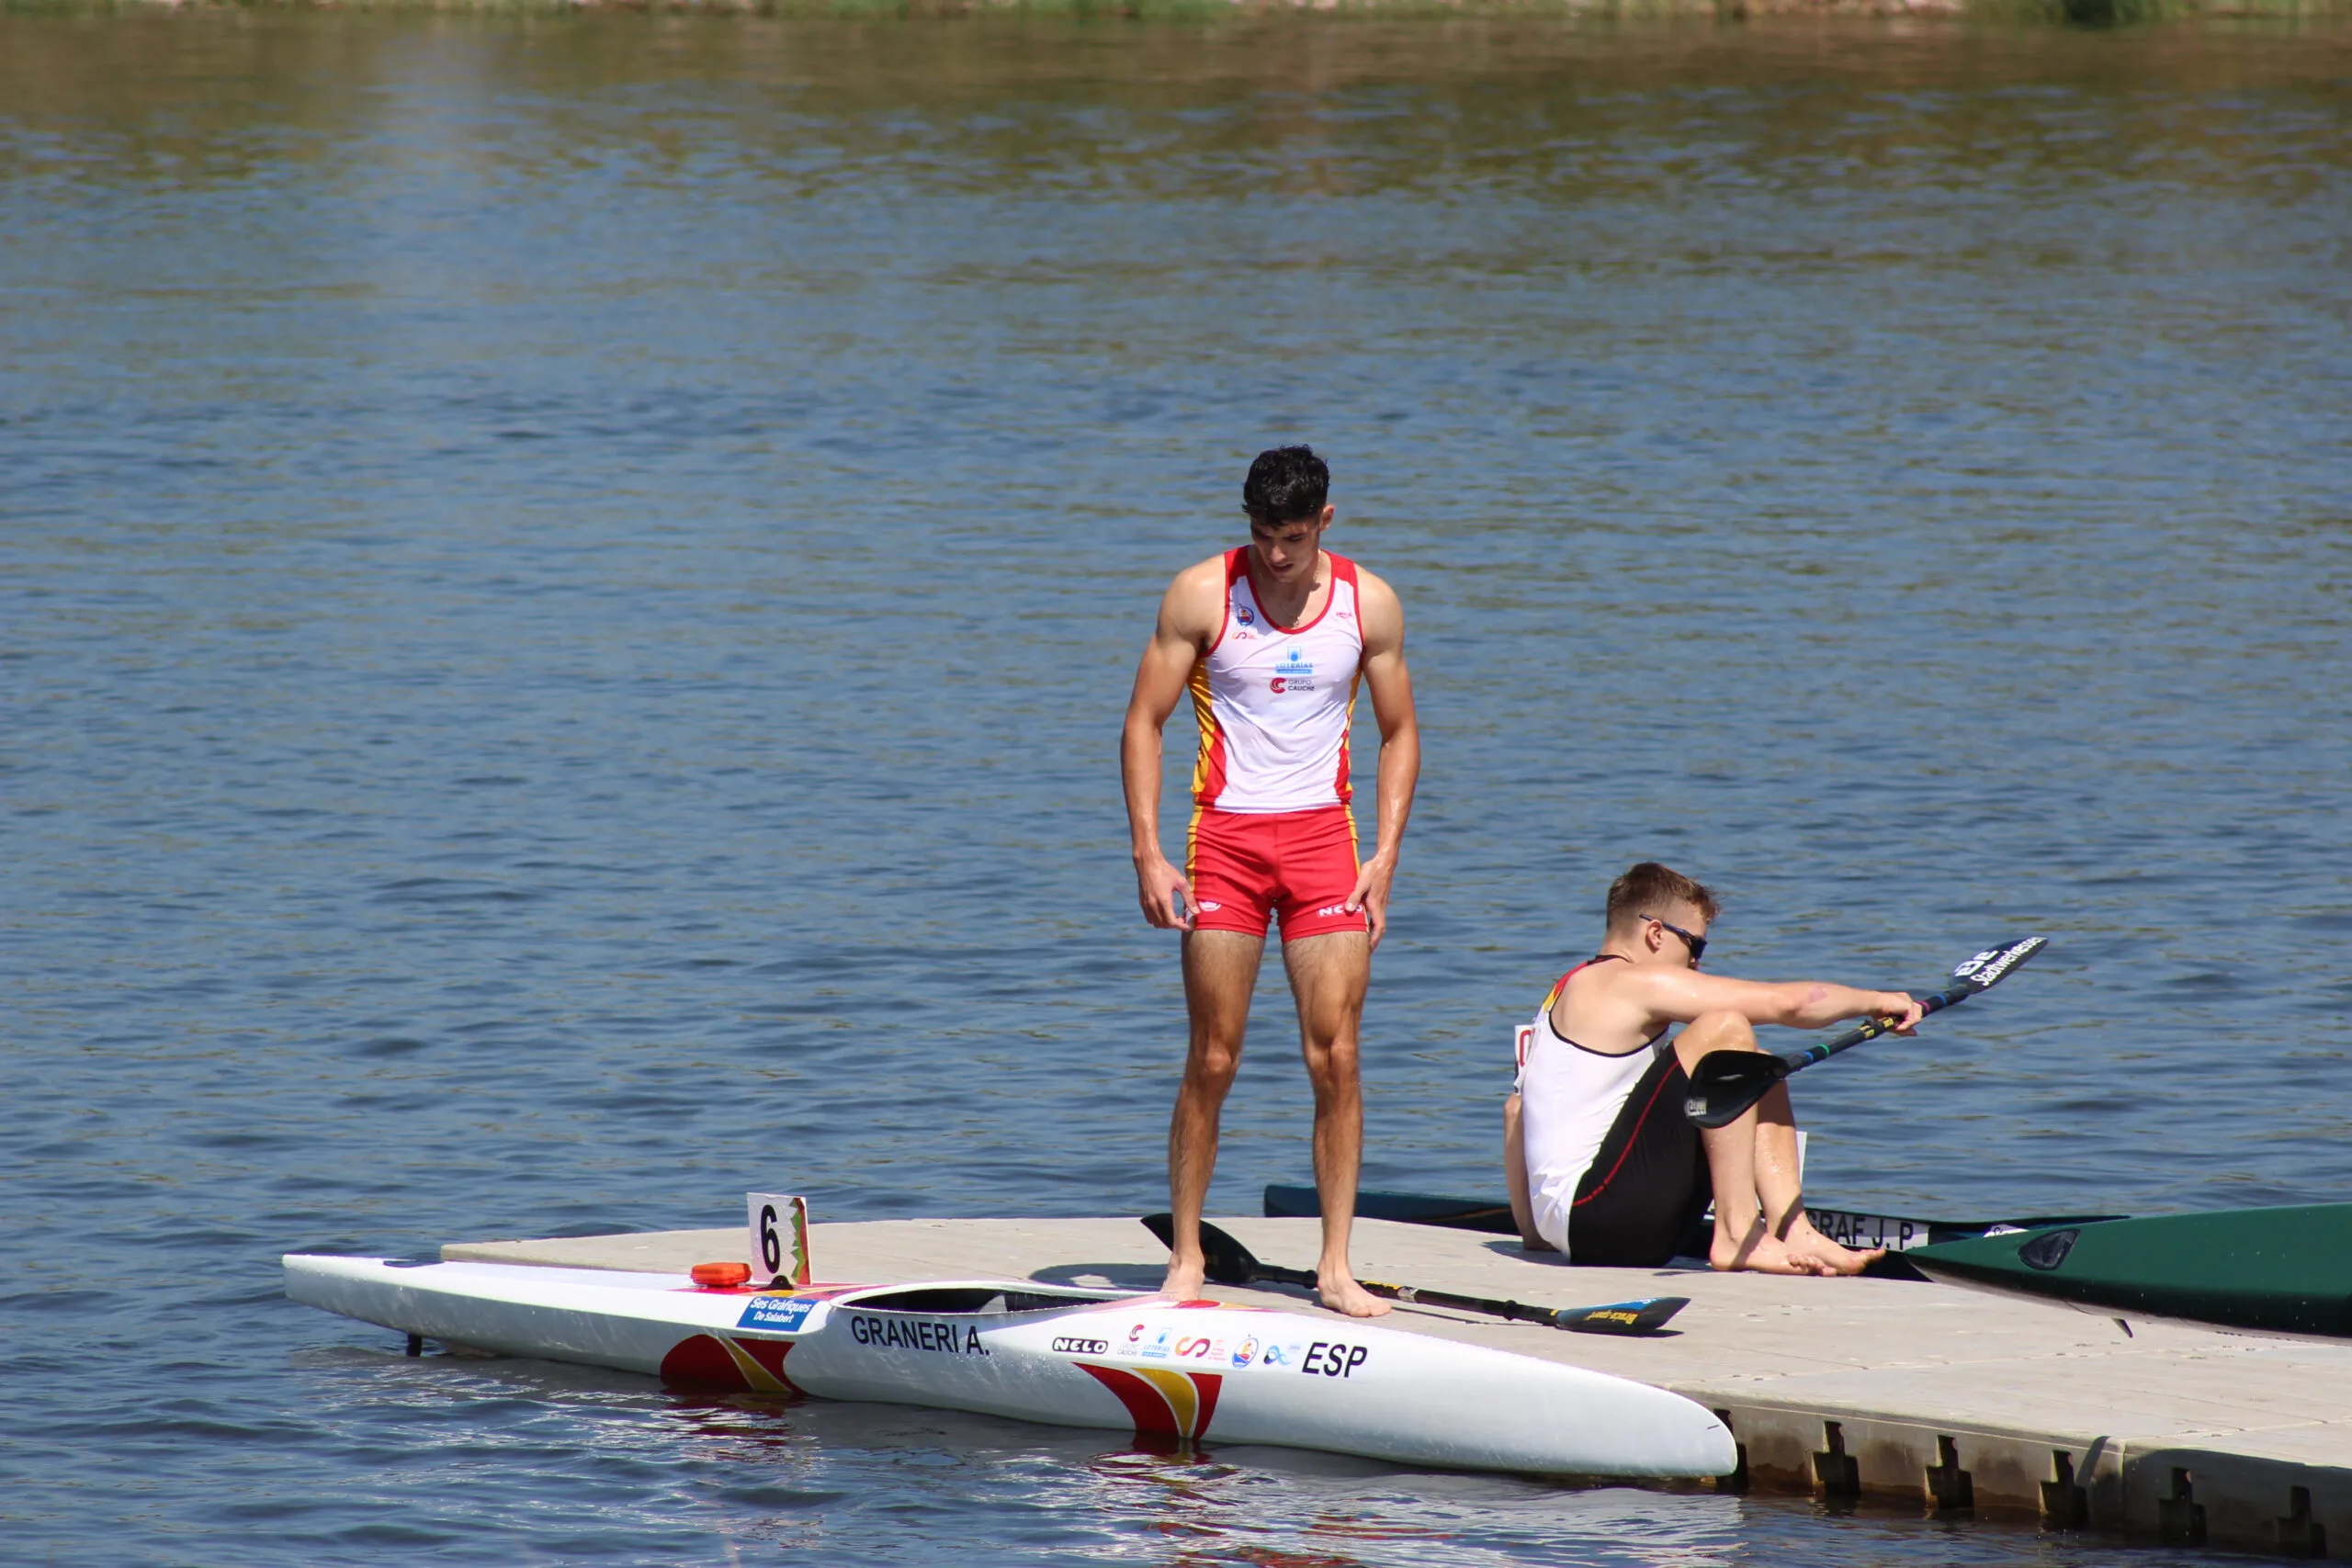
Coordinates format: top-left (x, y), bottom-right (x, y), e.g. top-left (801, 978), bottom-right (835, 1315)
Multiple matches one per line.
top-left (1503, 862), bottom-right (1925, 1276)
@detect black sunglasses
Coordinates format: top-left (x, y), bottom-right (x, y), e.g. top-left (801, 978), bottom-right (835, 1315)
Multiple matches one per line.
top-left (1645, 915), bottom-right (1708, 963)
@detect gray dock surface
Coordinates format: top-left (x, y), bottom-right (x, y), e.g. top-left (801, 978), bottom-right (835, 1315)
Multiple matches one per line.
top-left (446, 1214), bottom-right (2352, 1560)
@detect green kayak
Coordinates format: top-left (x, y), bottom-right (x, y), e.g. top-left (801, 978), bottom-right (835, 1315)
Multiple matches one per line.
top-left (1261, 1183), bottom-right (2119, 1280)
top-left (1907, 1202), bottom-right (2352, 1339)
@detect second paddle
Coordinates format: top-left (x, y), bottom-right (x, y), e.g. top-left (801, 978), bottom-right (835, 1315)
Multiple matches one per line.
top-left (1140, 1213), bottom-right (1687, 1336)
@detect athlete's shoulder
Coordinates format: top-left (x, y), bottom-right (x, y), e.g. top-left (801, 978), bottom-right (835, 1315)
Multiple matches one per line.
top-left (1154, 552), bottom-right (1238, 645)
top-left (1555, 953), bottom-right (1642, 1011)
top-left (1168, 549), bottom-right (1243, 591)
top-left (1342, 556), bottom-right (1397, 599)
top-left (1346, 559), bottom-right (1406, 647)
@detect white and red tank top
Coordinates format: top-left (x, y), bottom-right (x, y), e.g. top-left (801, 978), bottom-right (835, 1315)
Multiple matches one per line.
top-left (1187, 547), bottom-right (1364, 814)
top-left (1518, 956), bottom-right (1662, 1258)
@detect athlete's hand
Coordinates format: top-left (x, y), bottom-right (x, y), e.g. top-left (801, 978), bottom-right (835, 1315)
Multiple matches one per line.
top-left (1879, 992), bottom-right (1925, 1035)
top-left (1345, 852), bottom-right (1398, 952)
top-left (1134, 853), bottom-right (1195, 931)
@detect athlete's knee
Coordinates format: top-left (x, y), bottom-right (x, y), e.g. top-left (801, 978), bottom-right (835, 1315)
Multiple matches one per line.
top-left (1302, 1034), bottom-right (1363, 1094)
top-left (1182, 1032), bottom-right (1245, 1089)
top-left (1687, 1010), bottom-right (1756, 1047)
top-left (1674, 1010), bottom-right (1754, 1072)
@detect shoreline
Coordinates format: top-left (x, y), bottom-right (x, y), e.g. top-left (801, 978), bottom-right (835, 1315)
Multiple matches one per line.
top-left (11, 0), bottom-right (2352, 24)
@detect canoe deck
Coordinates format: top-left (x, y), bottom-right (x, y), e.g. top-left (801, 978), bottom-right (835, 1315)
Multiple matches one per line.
top-left (442, 1214), bottom-right (2352, 1561)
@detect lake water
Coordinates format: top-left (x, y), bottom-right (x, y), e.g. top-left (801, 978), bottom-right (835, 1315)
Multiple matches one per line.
top-left (3, 10), bottom-right (2346, 1562)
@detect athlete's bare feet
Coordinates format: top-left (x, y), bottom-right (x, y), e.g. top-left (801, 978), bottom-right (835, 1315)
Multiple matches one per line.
top-left (1160, 1257), bottom-right (1208, 1302)
top-left (1781, 1215), bottom-right (1883, 1277)
top-left (1711, 1230), bottom-right (1828, 1275)
top-left (1709, 1217), bottom-right (1881, 1276)
top-left (1711, 1217), bottom-right (1839, 1276)
top-left (1317, 1267), bottom-right (1393, 1318)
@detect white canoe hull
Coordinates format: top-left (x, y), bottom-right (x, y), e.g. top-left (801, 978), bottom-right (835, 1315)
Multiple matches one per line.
top-left (285, 1256), bottom-right (1735, 1480)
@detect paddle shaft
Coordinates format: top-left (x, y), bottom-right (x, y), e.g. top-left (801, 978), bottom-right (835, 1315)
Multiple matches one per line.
top-left (1254, 1262), bottom-right (1675, 1331)
top-left (1690, 983), bottom-right (1971, 1127)
top-left (1781, 977), bottom-right (1973, 1072)
top-left (1686, 935), bottom-right (2048, 1129)
top-left (1368, 1276), bottom-right (1572, 1325)
top-left (1176, 1235), bottom-right (1534, 1316)
top-left (1142, 1214), bottom-right (1682, 1333)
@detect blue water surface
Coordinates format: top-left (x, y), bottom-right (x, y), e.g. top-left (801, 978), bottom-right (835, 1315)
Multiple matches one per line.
top-left (2, 11), bottom-right (2346, 1563)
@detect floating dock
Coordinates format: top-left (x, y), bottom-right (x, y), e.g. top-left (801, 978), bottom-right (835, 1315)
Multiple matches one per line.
top-left (444, 1214), bottom-right (2352, 1561)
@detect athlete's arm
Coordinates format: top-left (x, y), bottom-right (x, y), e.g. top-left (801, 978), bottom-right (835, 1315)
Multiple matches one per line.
top-left (1121, 561), bottom-right (1223, 931)
top-left (1623, 968), bottom-right (1924, 1034)
top-left (1343, 567), bottom-right (1419, 953)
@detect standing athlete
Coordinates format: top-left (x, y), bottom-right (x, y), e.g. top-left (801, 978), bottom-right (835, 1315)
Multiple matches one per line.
top-left (1121, 446), bottom-right (1420, 1318)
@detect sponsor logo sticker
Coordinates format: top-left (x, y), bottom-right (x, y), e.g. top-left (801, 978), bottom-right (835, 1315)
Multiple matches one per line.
top-left (736, 1296), bottom-right (820, 1333)
top-left (1053, 1337), bottom-right (1111, 1355)
top-left (1267, 647), bottom-right (1317, 695)
top-left (1231, 1336), bottom-right (1259, 1368)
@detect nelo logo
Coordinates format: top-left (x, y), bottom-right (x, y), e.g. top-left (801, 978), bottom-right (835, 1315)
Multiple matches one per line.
top-left (1053, 1337), bottom-right (1110, 1355)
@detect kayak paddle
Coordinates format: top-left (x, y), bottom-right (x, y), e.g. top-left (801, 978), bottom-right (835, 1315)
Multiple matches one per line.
top-left (1140, 1213), bottom-right (1687, 1336)
top-left (1682, 935), bottom-right (2049, 1130)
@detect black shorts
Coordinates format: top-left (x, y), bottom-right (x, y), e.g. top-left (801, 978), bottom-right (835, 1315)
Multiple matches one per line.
top-left (1567, 1043), bottom-right (1712, 1267)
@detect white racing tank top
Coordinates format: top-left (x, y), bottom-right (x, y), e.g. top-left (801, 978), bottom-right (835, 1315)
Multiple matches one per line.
top-left (1188, 547), bottom-right (1364, 815)
top-left (1519, 958), bottom-right (1665, 1258)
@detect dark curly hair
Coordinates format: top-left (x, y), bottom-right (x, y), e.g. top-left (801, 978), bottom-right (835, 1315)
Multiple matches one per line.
top-left (1241, 446), bottom-right (1329, 525)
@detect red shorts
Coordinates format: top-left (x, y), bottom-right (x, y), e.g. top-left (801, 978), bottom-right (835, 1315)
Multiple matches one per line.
top-left (1186, 806), bottom-right (1367, 942)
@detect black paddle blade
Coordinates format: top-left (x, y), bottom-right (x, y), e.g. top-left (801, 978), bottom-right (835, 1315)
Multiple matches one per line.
top-left (1945, 936), bottom-right (2047, 997)
top-left (1683, 1050), bottom-right (1792, 1129)
top-left (1555, 1296), bottom-right (1690, 1336)
top-left (1137, 1213), bottom-right (1261, 1287)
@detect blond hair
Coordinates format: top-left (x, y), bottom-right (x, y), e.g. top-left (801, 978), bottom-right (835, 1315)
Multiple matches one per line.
top-left (1604, 862), bottom-right (1721, 931)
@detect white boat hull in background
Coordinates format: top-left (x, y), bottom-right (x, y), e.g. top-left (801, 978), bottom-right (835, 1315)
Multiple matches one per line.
top-left (285, 1255), bottom-right (1735, 1480)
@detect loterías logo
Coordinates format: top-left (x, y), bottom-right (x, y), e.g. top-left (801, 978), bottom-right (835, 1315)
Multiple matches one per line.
top-left (1270, 646), bottom-right (1315, 695)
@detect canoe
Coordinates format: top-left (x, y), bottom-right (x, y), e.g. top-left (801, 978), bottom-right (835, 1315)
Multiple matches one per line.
top-left (1905, 1202), bottom-right (2352, 1339)
top-left (1261, 1182), bottom-right (2119, 1254)
top-left (284, 1254), bottom-right (1736, 1479)
top-left (1261, 1184), bottom-right (2121, 1278)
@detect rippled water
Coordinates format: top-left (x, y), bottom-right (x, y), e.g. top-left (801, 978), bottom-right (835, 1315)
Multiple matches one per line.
top-left (3, 11), bottom-right (2347, 1562)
